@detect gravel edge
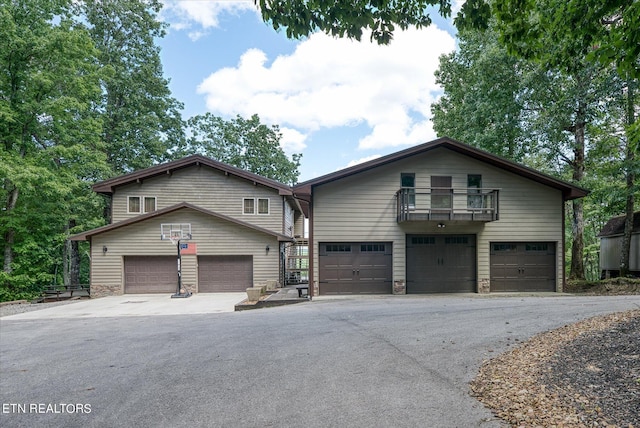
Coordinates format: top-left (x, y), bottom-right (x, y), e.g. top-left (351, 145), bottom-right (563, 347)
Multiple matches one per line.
top-left (470, 309), bottom-right (640, 427)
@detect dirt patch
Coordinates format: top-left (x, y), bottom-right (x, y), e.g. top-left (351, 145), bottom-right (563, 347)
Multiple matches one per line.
top-left (565, 277), bottom-right (640, 295)
top-left (470, 309), bottom-right (640, 427)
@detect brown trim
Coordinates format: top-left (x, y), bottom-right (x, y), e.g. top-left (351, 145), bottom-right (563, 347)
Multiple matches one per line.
top-left (308, 198), bottom-right (314, 299)
top-left (70, 202), bottom-right (294, 242)
top-left (562, 201), bottom-right (566, 292)
top-left (293, 137), bottom-right (589, 201)
top-left (93, 154), bottom-right (293, 196)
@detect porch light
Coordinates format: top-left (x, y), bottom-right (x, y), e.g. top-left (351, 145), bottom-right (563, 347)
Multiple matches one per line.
top-left (438, 223), bottom-right (446, 228)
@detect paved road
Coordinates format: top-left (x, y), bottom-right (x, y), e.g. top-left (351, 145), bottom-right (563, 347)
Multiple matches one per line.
top-left (1, 294), bottom-right (639, 428)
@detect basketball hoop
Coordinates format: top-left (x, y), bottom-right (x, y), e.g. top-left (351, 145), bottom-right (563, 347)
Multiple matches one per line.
top-left (160, 223), bottom-right (193, 298)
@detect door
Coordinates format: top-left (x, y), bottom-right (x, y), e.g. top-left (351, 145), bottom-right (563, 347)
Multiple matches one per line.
top-left (406, 235), bottom-right (476, 293)
top-left (431, 176), bottom-right (452, 219)
top-left (124, 256), bottom-right (177, 294)
top-left (490, 242), bottom-right (556, 291)
top-left (198, 255), bottom-right (253, 292)
top-left (319, 243), bottom-right (392, 295)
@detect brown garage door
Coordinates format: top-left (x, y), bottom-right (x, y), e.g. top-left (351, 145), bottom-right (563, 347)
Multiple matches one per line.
top-left (406, 235), bottom-right (476, 293)
top-left (198, 256), bottom-right (253, 292)
top-left (490, 242), bottom-right (556, 292)
top-left (124, 256), bottom-right (177, 294)
top-left (319, 243), bottom-right (392, 295)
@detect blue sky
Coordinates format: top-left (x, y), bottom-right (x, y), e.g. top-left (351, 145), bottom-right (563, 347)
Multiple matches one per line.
top-left (159, 1), bottom-right (460, 182)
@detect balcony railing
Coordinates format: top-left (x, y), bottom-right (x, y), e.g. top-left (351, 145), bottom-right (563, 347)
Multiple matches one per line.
top-left (396, 187), bottom-right (499, 222)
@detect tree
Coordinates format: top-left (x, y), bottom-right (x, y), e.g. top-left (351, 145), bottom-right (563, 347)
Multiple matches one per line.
top-left (0, 0), bottom-right (107, 300)
top-left (493, 0), bottom-right (639, 277)
top-left (185, 114), bottom-right (302, 185)
top-left (77, 0), bottom-right (185, 174)
top-left (431, 26), bottom-right (540, 162)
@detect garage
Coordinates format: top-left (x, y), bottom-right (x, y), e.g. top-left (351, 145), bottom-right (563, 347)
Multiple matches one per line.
top-left (198, 255), bottom-right (253, 292)
top-left (318, 242), bottom-right (392, 295)
top-left (406, 235), bottom-right (476, 293)
top-left (490, 242), bottom-right (556, 292)
top-left (124, 256), bottom-right (177, 294)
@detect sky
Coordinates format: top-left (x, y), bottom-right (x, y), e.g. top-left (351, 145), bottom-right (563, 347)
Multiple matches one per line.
top-left (158, 1), bottom-right (460, 182)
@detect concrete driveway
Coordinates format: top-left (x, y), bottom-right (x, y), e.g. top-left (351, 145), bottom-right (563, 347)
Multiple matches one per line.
top-left (1, 293), bottom-right (246, 320)
top-left (1, 294), bottom-right (639, 428)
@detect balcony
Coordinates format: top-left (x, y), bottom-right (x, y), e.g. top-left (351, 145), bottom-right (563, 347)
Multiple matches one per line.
top-left (396, 188), bottom-right (499, 223)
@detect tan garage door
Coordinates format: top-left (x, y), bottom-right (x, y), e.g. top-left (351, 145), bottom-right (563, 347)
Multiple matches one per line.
top-left (124, 256), bottom-right (177, 294)
top-left (198, 255), bottom-right (253, 292)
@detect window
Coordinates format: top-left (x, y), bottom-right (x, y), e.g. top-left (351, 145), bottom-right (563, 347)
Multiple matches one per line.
top-left (445, 236), bottom-right (469, 245)
top-left (326, 244), bottom-right (351, 252)
top-left (128, 196), bottom-right (156, 214)
top-left (144, 196), bottom-right (156, 213)
top-left (526, 243), bottom-right (549, 252)
top-left (258, 198), bottom-right (269, 215)
top-left (243, 198), bottom-right (270, 215)
top-left (493, 244), bottom-right (517, 252)
top-left (467, 175), bottom-right (483, 209)
top-left (361, 244), bottom-right (386, 252)
top-left (243, 198), bottom-right (255, 214)
top-left (128, 196), bottom-right (141, 213)
top-left (412, 236), bottom-right (435, 245)
top-left (400, 173), bottom-right (416, 208)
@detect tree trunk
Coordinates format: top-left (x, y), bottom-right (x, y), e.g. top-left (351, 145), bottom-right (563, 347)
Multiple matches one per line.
top-left (63, 220), bottom-right (81, 286)
top-left (569, 115), bottom-right (586, 280)
top-left (619, 76), bottom-right (637, 277)
top-left (3, 182), bottom-right (19, 275)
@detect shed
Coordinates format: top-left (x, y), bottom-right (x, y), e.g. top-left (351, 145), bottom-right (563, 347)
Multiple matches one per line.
top-left (598, 211), bottom-right (640, 278)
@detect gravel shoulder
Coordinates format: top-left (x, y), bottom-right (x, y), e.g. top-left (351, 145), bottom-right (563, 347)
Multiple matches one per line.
top-left (471, 309), bottom-right (640, 427)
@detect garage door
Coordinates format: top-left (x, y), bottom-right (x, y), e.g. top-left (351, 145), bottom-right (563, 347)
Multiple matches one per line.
top-left (406, 235), bottom-right (476, 293)
top-left (319, 243), bottom-right (392, 295)
top-left (124, 256), bottom-right (177, 294)
top-left (490, 242), bottom-right (556, 292)
top-left (198, 256), bottom-right (253, 292)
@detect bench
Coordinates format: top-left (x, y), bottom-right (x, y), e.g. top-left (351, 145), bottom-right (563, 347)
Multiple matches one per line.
top-left (296, 285), bottom-right (309, 298)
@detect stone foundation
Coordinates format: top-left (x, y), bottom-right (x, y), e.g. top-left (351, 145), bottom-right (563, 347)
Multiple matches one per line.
top-left (393, 280), bottom-right (406, 295)
top-left (478, 278), bottom-right (490, 294)
top-left (89, 284), bottom-right (122, 298)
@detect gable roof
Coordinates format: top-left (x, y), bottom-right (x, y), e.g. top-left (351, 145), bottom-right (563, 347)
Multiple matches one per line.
top-left (70, 202), bottom-right (294, 242)
top-left (93, 154), bottom-right (293, 196)
top-left (293, 137), bottom-right (589, 201)
top-left (598, 211), bottom-right (640, 238)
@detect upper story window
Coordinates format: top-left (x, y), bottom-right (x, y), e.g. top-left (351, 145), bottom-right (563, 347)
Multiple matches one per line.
top-left (243, 198), bottom-right (270, 215)
top-left (400, 173), bottom-right (416, 208)
top-left (467, 175), bottom-right (483, 209)
top-left (128, 196), bottom-right (156, 214)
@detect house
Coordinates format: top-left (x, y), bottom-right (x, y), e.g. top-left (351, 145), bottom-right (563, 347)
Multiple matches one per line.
top-left (71, 155), bottom-right (305, 297)
top-left (598, 211), bottom-right (640, 278)
top-left (293, 137), bottom-right (589, 296)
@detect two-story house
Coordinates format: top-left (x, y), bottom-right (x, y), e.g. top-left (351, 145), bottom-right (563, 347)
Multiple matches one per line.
top-left (71, 155), bottom-right (305, 297)
top-left (293, 138), bottom-right (588, 296)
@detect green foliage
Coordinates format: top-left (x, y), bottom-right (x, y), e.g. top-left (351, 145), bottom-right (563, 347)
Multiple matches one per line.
top-left (77, 0), bottom-right (185, 173)
top-left (256, 0), bottom-right (449, 44)
top-left (185, 114), bottom-right (302, 185)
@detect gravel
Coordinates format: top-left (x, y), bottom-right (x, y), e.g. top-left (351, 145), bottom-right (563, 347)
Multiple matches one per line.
top-left (0, 299), bottom-right (83, 318)
top-left (471, 309), bottom-right (640, 427)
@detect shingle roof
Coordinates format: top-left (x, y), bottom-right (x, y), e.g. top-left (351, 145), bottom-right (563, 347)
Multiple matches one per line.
top-left (293, 137), bottom-right (589, 201)
top-left (92, 154), bottom-right (293, 196)
top-left (598, 211), bottom-right (640, 237)
top-left (69, 202), bottom-right (294, 242)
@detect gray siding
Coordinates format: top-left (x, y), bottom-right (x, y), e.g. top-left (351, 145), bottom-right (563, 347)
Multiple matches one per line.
top-left (311, 147), bottom-right (565, 293)
top-left (91, 208), bottom-right (280, 295)
top-left (111, 165), bottom-right (285, 234)
top-left (600, 234), bottom-right (640, 271)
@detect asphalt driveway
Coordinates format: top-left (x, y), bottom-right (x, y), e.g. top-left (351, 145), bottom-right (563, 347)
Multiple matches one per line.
top-left (1, 294), bottom-right (639, 427)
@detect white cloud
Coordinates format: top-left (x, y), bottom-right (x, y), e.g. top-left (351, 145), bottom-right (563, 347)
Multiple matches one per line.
top-left (345, 154), bottom-right (382, 168)
top-left (279, 127), bottom-right (307, 154)
top-left (161, 0), bottom-right (257, 40)
top-left (197, 25), bottom-right (455, 150)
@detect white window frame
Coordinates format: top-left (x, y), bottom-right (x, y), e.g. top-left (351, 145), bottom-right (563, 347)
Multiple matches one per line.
top-left (257, 198), bottom-right (270, 215)
top-left (143, 196), bottom-right (157, 213)
top-left (128, 196), bottom-right (141, 214)
top-left (243, 197), bottom-right (270, 215)
top-left (243, 198), bottom-right (255, 215)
